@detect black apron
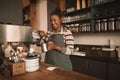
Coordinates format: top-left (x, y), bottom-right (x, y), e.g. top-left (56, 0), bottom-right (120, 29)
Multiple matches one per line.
top-left (45, 33), bottom-right (72, 70)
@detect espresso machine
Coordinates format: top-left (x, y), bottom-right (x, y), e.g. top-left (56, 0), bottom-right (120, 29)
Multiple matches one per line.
top-left (0, 24), bottom-right (35, 76)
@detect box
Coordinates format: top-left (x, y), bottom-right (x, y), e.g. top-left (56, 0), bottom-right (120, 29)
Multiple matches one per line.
top-left (12, 62), bottom-right (26, 76)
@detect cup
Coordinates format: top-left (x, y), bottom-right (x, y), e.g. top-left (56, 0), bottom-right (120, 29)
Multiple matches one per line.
top-left (109, 39), bottom-right (116, 49)
top-left (41, 43), bottom-right (48, 53)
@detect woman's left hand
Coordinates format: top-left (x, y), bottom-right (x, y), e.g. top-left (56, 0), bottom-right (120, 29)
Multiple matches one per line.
top-left (48, 41), bottom-right (63, 52)
top-left (48, 41), bottom-right (56, 50)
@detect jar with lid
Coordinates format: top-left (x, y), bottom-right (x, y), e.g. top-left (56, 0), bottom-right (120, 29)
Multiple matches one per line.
top-left (86, 23), bottom-right (91, 32)
top-left (71, 24), bottom-right (75, 32)
top-left (79, 24), bottom-right (82, 32)
top-left (66, 25), bottom-right (70, 31)
top-left (101, 19), bottom-right (107, 31)
top-left (115, 17), bottom-right (120, 31)
top-left (68, 25), bottom-right (72, 32)
top-left (82, 24), bottom-right (87, 32)
top-left (108, 18), bottom-right (115, 31)
top-left (95, 20), bottom-right (101, 32)
top-left (74, 24), bottom-right (79, 33)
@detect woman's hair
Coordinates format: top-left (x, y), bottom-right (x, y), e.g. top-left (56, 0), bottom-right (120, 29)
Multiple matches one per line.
top-left (50, 8), bottom-right (63, 18)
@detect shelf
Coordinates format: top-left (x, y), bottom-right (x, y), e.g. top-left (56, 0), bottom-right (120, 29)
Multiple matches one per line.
top-left (94, 14), bottom-right (120, 20)
top-left (94, 30), bottom-right (120, 33)
top-left (64, 7), bottom-right (91, 16)
top-left (72, 32), bottom-right (92, 34)
top-left (64, 19), bottom-right (91, 25)
top-left (93, 0), bottom-right (116, 8)
top-left (63, 0), bottom-right (120, 34)
top-left (72, 31), bottom-right (120, 34)
top-left (93, 0), bottom-right (120, 19)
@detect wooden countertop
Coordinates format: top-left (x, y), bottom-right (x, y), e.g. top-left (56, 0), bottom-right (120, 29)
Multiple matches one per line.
top-left (0, 62), bottom-right (102, 80)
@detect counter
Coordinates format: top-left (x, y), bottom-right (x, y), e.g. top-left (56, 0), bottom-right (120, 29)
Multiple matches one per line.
top-left (71, 55), bottom-right (120, 64)
top-left (70, 55), bottom-right (120, 80)
top-left (0, 62), bottom-right (102, 80)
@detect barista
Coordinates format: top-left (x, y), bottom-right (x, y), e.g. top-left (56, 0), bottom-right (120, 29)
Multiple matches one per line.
top-left (40, 8), bottom-right (74, 70)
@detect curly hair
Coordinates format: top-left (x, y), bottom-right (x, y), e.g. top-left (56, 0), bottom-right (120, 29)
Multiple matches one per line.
top-left (50, 8), bottom-right (63, 18)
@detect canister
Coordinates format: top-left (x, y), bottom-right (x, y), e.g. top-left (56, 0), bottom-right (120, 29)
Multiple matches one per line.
top-left (108, 18), bottom-right (115, 31)
top-left (24, 57), bottom-right (39, 72)
top-left (101, 19), bottom-right (107, 31)
top-left (95, 20), bottom-right (101, 31)
top-left (115, 17), bottom-right (120, 30)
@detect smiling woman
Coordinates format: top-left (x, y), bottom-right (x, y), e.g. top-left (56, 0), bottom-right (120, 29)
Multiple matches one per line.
top-left (0, 0), bottom-right (23, 25)
top-left (44, 8), bottom-right (74, 70)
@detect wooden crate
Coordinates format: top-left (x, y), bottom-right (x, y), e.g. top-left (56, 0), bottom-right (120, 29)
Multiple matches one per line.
top-left (12, 62), bottom-right (26, 76)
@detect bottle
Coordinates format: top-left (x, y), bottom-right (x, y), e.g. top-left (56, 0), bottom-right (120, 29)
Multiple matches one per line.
top-left (4, 43), bottom-right (14, 58)
top-left (82, 0), bottom-right (86, 8)
top-left (87, 0), bottom-right (91, 7)
top-left (76, 0), bottom-right (81, 10)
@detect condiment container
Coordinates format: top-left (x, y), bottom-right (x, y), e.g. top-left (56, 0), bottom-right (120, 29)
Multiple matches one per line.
top-left (101, 19), bottom-right (107, 31)
top-left (108, 18), bottom-right (115, 31)
top-left (24, 57), bottom-right (39, 72)
top-left (95, 20), bottom-right (101, 31)
top-left (115, 17), bottom-right (120, 30)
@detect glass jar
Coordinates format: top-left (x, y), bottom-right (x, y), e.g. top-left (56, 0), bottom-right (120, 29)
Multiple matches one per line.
top-left (95, 20), bottom-right (101, 32)
top-left (79, 24), bottom-right (82, 32)
top-left (101, 19), bottom-right (107, 31)
top-left (82, 24), bottom-right (87, 32)
top-left (108, 18), bottom-right (115, 31)
top-left (115, 17), bottom-right (120, 31)
top-left (87, 23), bottom-right (91, 32)
top-left (74, 24), bottom-right (79, 33)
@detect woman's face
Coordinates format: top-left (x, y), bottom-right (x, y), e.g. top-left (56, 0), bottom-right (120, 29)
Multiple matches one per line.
top-left (50, 15), bottom-right (62, 31)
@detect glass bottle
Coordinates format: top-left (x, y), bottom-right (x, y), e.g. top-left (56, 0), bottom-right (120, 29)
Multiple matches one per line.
top-left (87, 0), bottom-right (91, 7)
top-left (76, 0), bottom-right (81, 10)
top-left (82, 0), bottom-right (86, 8)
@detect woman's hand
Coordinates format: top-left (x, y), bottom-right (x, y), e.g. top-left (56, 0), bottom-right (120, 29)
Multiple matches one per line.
top-left (39, 31), bottom-right (46, 37)
top-left (48, 41), bottom-right (62, 52)
top-left (48, 41), bottom-right (55, 50)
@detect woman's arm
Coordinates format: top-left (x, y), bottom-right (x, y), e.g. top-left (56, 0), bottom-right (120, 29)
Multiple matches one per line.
top-left (48, 30), bottom-right (74, 55)
top-left (47, 41), bottom-right (63, 52)
top-left (63, 30), bottom-right (74, 55)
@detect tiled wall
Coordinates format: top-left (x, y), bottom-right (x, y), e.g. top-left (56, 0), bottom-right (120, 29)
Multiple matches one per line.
top-left (74, 32), bottom-right (120, 46)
